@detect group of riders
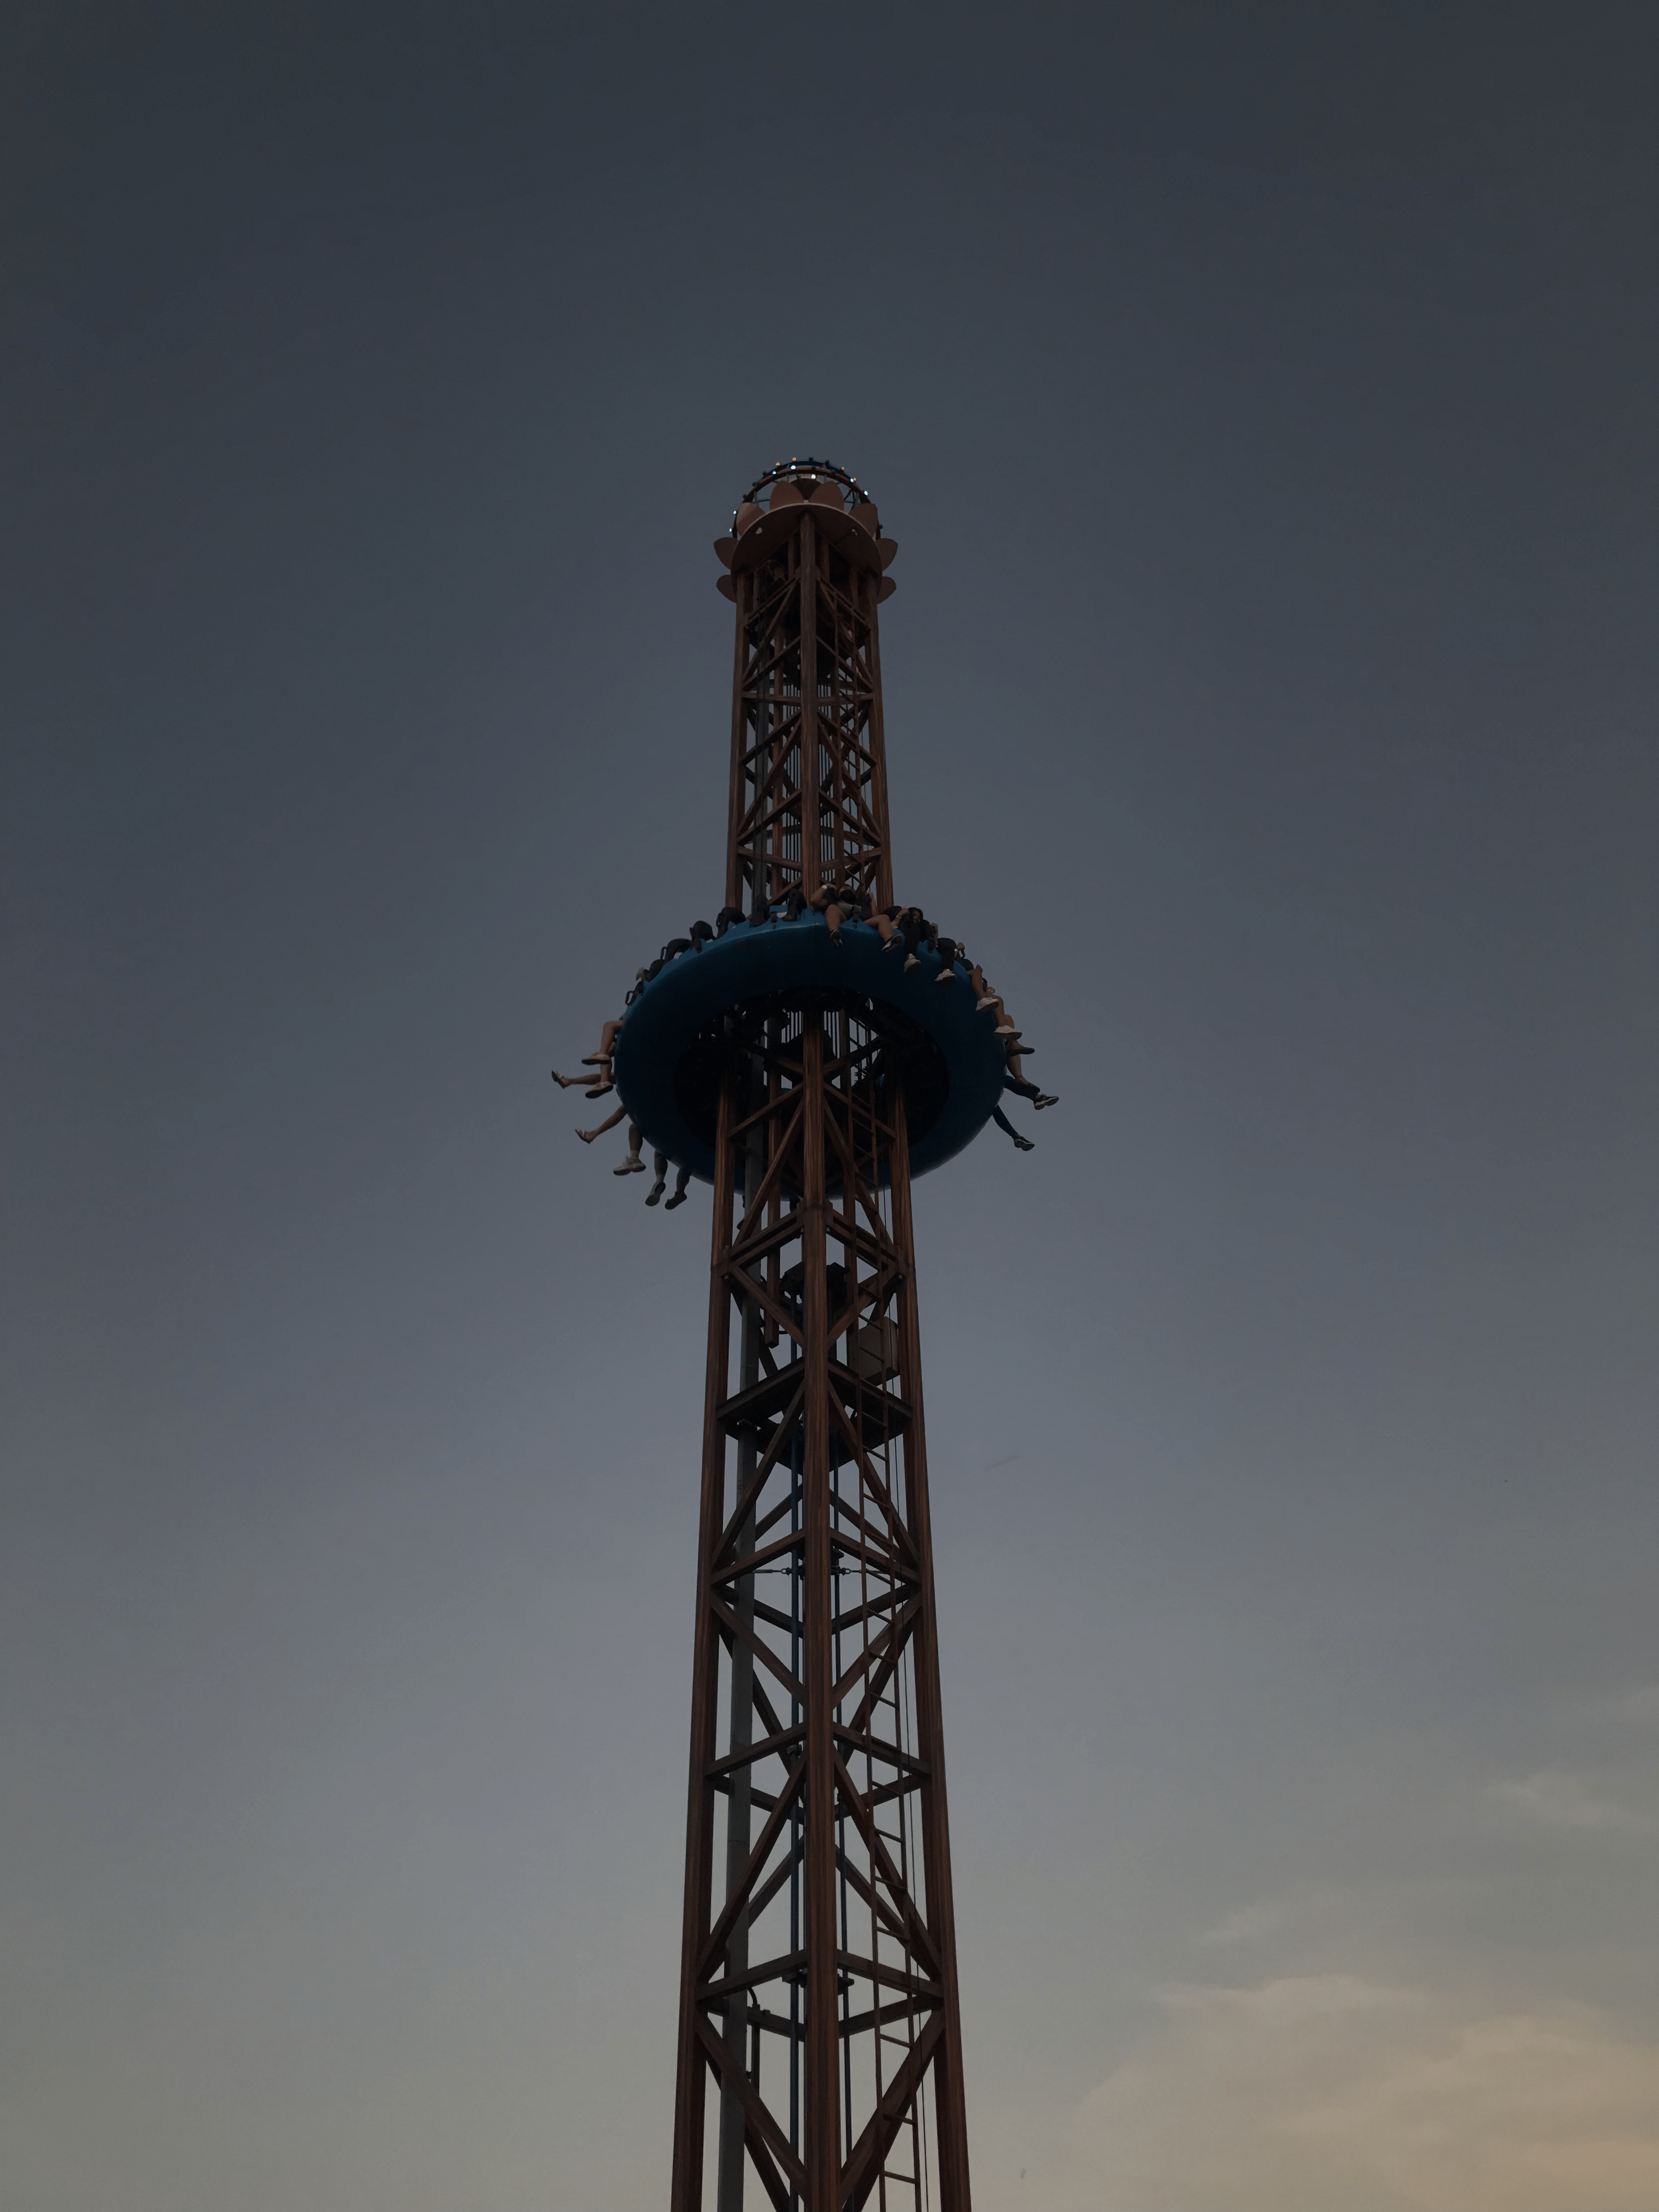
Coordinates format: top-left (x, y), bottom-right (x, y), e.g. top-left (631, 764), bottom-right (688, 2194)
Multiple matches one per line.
top-left (553, 884), bottom-right (1059, 1207)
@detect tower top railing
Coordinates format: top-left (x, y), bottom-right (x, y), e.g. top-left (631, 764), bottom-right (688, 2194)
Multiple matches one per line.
top-left (730, 456), bottom-right (878, 533)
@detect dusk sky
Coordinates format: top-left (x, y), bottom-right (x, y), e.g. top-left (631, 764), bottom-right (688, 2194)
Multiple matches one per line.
top-left (3, 7), bottom-right (1656, 2208)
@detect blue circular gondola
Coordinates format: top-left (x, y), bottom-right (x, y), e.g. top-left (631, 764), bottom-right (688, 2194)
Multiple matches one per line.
top-left (610, 914), bottom-right (1008, 1186)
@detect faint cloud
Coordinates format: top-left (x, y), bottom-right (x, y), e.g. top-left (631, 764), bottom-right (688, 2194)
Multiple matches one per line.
top-left (1556, 1682), bottom-right (1659, 1730)
top-left (1605, 1684), bottom-right (1659, 1728)
top-left (1042, 1976), bottom-right (1659, 2212)
top-left (1490, 1769), bottom-right (1649, 1833)
top-left (1197, 1889), bottom-right (1345, 1950)
top-left (1198, 1898), bottom-right (1293, 1948)
top-left (1160, 1970), bottom-right (1410, 2027)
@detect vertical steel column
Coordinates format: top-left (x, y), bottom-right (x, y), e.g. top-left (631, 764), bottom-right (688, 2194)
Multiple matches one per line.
top-left (672, 1074), bottom-right (739, 2212)
top-left (725, 567), bottom-right (756, 915)
top-left (798, 516), bottom-right (821, 900)
top-left (888, 1092), bottom-right (972, 2207)
top-left (799, 1016), bottom-right (839, 2205)
top-left (716, 1104), bottom-right (765, 2211)
top-left (862, 563), bottom-right (894, 912)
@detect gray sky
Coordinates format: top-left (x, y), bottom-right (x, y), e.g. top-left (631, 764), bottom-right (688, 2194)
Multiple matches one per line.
top-left (3, 7), bottom-right (1656, 2208)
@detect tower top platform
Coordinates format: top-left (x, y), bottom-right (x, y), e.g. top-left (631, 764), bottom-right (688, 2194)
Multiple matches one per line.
top-left (714, 456), bottom-right (898, 595)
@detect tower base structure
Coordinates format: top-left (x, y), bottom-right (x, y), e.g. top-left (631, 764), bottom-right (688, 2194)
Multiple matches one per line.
top-left (669, 988), bottom-right (971, 2212)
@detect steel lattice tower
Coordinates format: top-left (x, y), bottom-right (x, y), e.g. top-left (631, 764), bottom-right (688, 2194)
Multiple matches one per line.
top-left (665, 461), bottom-right (969, 2212)
top-left (605, 460), bottom-right (1016, 2212)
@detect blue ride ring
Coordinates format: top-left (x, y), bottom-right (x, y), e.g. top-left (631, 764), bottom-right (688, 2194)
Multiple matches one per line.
top-left (608, 915), bottom-right (1009, 1187)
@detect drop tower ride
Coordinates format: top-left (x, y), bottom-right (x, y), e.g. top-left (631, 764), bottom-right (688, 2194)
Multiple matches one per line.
top-left (603, 460), bottom-right (1022, 2212)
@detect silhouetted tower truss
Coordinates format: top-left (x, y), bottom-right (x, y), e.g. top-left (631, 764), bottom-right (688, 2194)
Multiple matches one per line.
top-left (672, 462), bottom-right (973, 2212)
top-left (721, 465), bottom-right (897, 917)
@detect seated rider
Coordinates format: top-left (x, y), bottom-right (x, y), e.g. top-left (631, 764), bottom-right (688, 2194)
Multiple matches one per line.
top-left (992, 1105), bottom-right (1035, 1152)
top-left (808, 880), bottom-right (866, 942)
top-left (967, 963), bottom-right (1019, 1038)
top-left (1003, 1036), bottom-right (1057, 1111)
top-left (552, 1014), bottom-right (624, 1096)
top-left (646, 1150), bottom-right (693, 1210)
top-left (574, 1102), bottom-right (637, 1158)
